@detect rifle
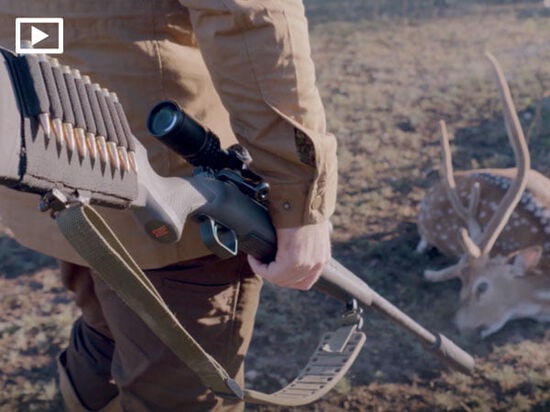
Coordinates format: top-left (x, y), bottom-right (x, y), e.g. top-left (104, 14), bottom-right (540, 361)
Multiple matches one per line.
top-left (0, 46), bottom-right (474, 406)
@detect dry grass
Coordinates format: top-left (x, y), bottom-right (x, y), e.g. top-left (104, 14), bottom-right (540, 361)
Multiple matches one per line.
top-left (1, 2), bottom-right (550, 411)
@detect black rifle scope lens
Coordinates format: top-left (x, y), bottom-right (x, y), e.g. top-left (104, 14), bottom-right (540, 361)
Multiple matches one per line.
top-left (148, 101), bottom-right (181, 137)
top-left (148, 100), bottom-right (213, 161)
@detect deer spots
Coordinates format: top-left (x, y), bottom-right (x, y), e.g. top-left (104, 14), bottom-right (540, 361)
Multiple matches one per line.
top-left (520, 192), bottom-right (533, 205)
top-left (531, 226), bottom-right (539, 234)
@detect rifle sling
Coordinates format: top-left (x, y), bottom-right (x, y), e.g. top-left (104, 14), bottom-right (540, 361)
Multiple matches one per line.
top-left (56, 203), bottom-right (365, 406)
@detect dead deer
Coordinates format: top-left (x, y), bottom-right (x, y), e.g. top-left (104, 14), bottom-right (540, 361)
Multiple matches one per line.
top-left (417, 53), bottom-right (550, 338)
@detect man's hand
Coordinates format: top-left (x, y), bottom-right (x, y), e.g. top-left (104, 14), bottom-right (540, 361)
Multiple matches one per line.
top-left (248, 220), bottom-right (332, 290)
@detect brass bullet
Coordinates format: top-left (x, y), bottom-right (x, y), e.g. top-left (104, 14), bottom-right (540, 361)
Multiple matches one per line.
top-left (96, 135), bottom-right (109, 166)
top-left (63, 123), bottom-right (76, 154)
top-left (86, 133), bottom-right (98, 162)
top-left (52, 118), bottom-right (65, 147)
top-left (69, 69), bottom-right (88, 162)
top-left (107, 141), bottom-right (121, 171)
top-left (118, 146), bottom-right (131, 173)
top-left (75, 128), bottom-right (88, 160)
top-left (39, 113), bottom-right (52, 140)
top-left (128, 151), bottom-right (138, 173)
top-left (35, 54), bottom-right (52, 140)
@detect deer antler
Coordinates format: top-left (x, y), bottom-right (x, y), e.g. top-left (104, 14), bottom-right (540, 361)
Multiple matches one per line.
top-left (439, 120), bottom-right (482, 257)
top-left (440, 54), bottom-right (530, 259)
top-left (425, 54), bottom-right (530, 283)
top-left (477, 53), bottom-right (530, 256)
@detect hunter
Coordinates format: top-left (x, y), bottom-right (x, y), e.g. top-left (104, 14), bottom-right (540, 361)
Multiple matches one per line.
top-left (0, 0), bottom-right (337, 410)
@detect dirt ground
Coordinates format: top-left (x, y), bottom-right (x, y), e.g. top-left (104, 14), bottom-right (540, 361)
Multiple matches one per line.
top-left (1, 1), bottom-right (550, 411)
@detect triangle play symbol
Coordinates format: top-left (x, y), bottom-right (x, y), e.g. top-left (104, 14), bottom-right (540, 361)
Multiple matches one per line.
top-left (31, 26), bottom-right (49, 47)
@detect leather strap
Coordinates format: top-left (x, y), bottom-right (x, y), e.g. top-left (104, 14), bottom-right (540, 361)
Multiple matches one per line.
top-left (56, 203), bottom-right (365, 406)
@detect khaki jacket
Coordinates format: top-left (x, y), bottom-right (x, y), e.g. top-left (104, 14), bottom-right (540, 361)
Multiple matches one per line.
top-left (0, 0), bottom-right (337, 268)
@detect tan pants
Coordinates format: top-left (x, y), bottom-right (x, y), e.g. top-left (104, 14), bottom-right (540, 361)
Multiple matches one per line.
top-left (61, 255), bottom-right (262, 411)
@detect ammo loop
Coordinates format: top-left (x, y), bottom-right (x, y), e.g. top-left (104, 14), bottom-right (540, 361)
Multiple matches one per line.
top-left (16, 54), bottom-right (135, 152)
top-left (6, 50), bottom-right (139, 203)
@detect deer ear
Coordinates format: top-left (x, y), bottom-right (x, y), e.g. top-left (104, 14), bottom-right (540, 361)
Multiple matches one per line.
top-left (512, 245), bottom-right (543, 274)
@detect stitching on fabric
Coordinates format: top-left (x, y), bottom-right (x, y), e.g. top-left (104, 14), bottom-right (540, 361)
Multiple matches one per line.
top-left (223, 255), bottom-right (247, 364)
top-left (151, 3), bottom-right (172, 174)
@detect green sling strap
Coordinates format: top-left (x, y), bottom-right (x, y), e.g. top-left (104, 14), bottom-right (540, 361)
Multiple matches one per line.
top-left (56, 203), bottom-right (365, 406)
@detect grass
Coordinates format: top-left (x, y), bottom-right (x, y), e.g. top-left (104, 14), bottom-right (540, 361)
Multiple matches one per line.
top-left (1, 1), bottom-right (550, 411)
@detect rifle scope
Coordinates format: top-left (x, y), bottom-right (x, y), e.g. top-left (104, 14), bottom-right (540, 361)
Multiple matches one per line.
top-left (147, 101), bottom-right (241, 171)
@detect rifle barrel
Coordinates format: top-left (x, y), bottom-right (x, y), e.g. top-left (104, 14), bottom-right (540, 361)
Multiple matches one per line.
top-left (315, 258), bottom-right (475, 375)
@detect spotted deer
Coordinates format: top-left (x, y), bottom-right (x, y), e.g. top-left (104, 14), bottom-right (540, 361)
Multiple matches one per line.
top-left (417, 53), bottom-right (550, 338)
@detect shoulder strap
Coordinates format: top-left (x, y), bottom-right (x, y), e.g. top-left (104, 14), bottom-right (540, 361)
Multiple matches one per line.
top-left (56, 203), bottom-right (365, 406)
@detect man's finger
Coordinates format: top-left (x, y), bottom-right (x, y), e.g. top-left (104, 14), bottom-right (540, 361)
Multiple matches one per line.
top-left (247, 255), bottom-right (269, 277)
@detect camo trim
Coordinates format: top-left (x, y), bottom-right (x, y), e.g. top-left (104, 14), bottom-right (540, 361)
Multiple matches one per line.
top-left (295, 128), bottom-right (316, 167)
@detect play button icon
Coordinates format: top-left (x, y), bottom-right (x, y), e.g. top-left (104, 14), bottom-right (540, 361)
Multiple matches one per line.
top-left (15, 17), bottom-right (64, 54)
top-left (31, 26), bottom-right (49, 47)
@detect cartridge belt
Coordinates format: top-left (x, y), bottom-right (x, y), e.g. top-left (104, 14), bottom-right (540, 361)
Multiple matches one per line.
top-left (0, 47), bottom-right (138, 207)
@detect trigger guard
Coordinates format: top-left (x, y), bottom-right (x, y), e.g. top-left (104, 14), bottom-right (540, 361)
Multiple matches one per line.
top-left (199, 217), bottom-right (238, 259)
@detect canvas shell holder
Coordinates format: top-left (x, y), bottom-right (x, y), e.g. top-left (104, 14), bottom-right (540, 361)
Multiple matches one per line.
top-left (0, 47), bottom-right (137, 208)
